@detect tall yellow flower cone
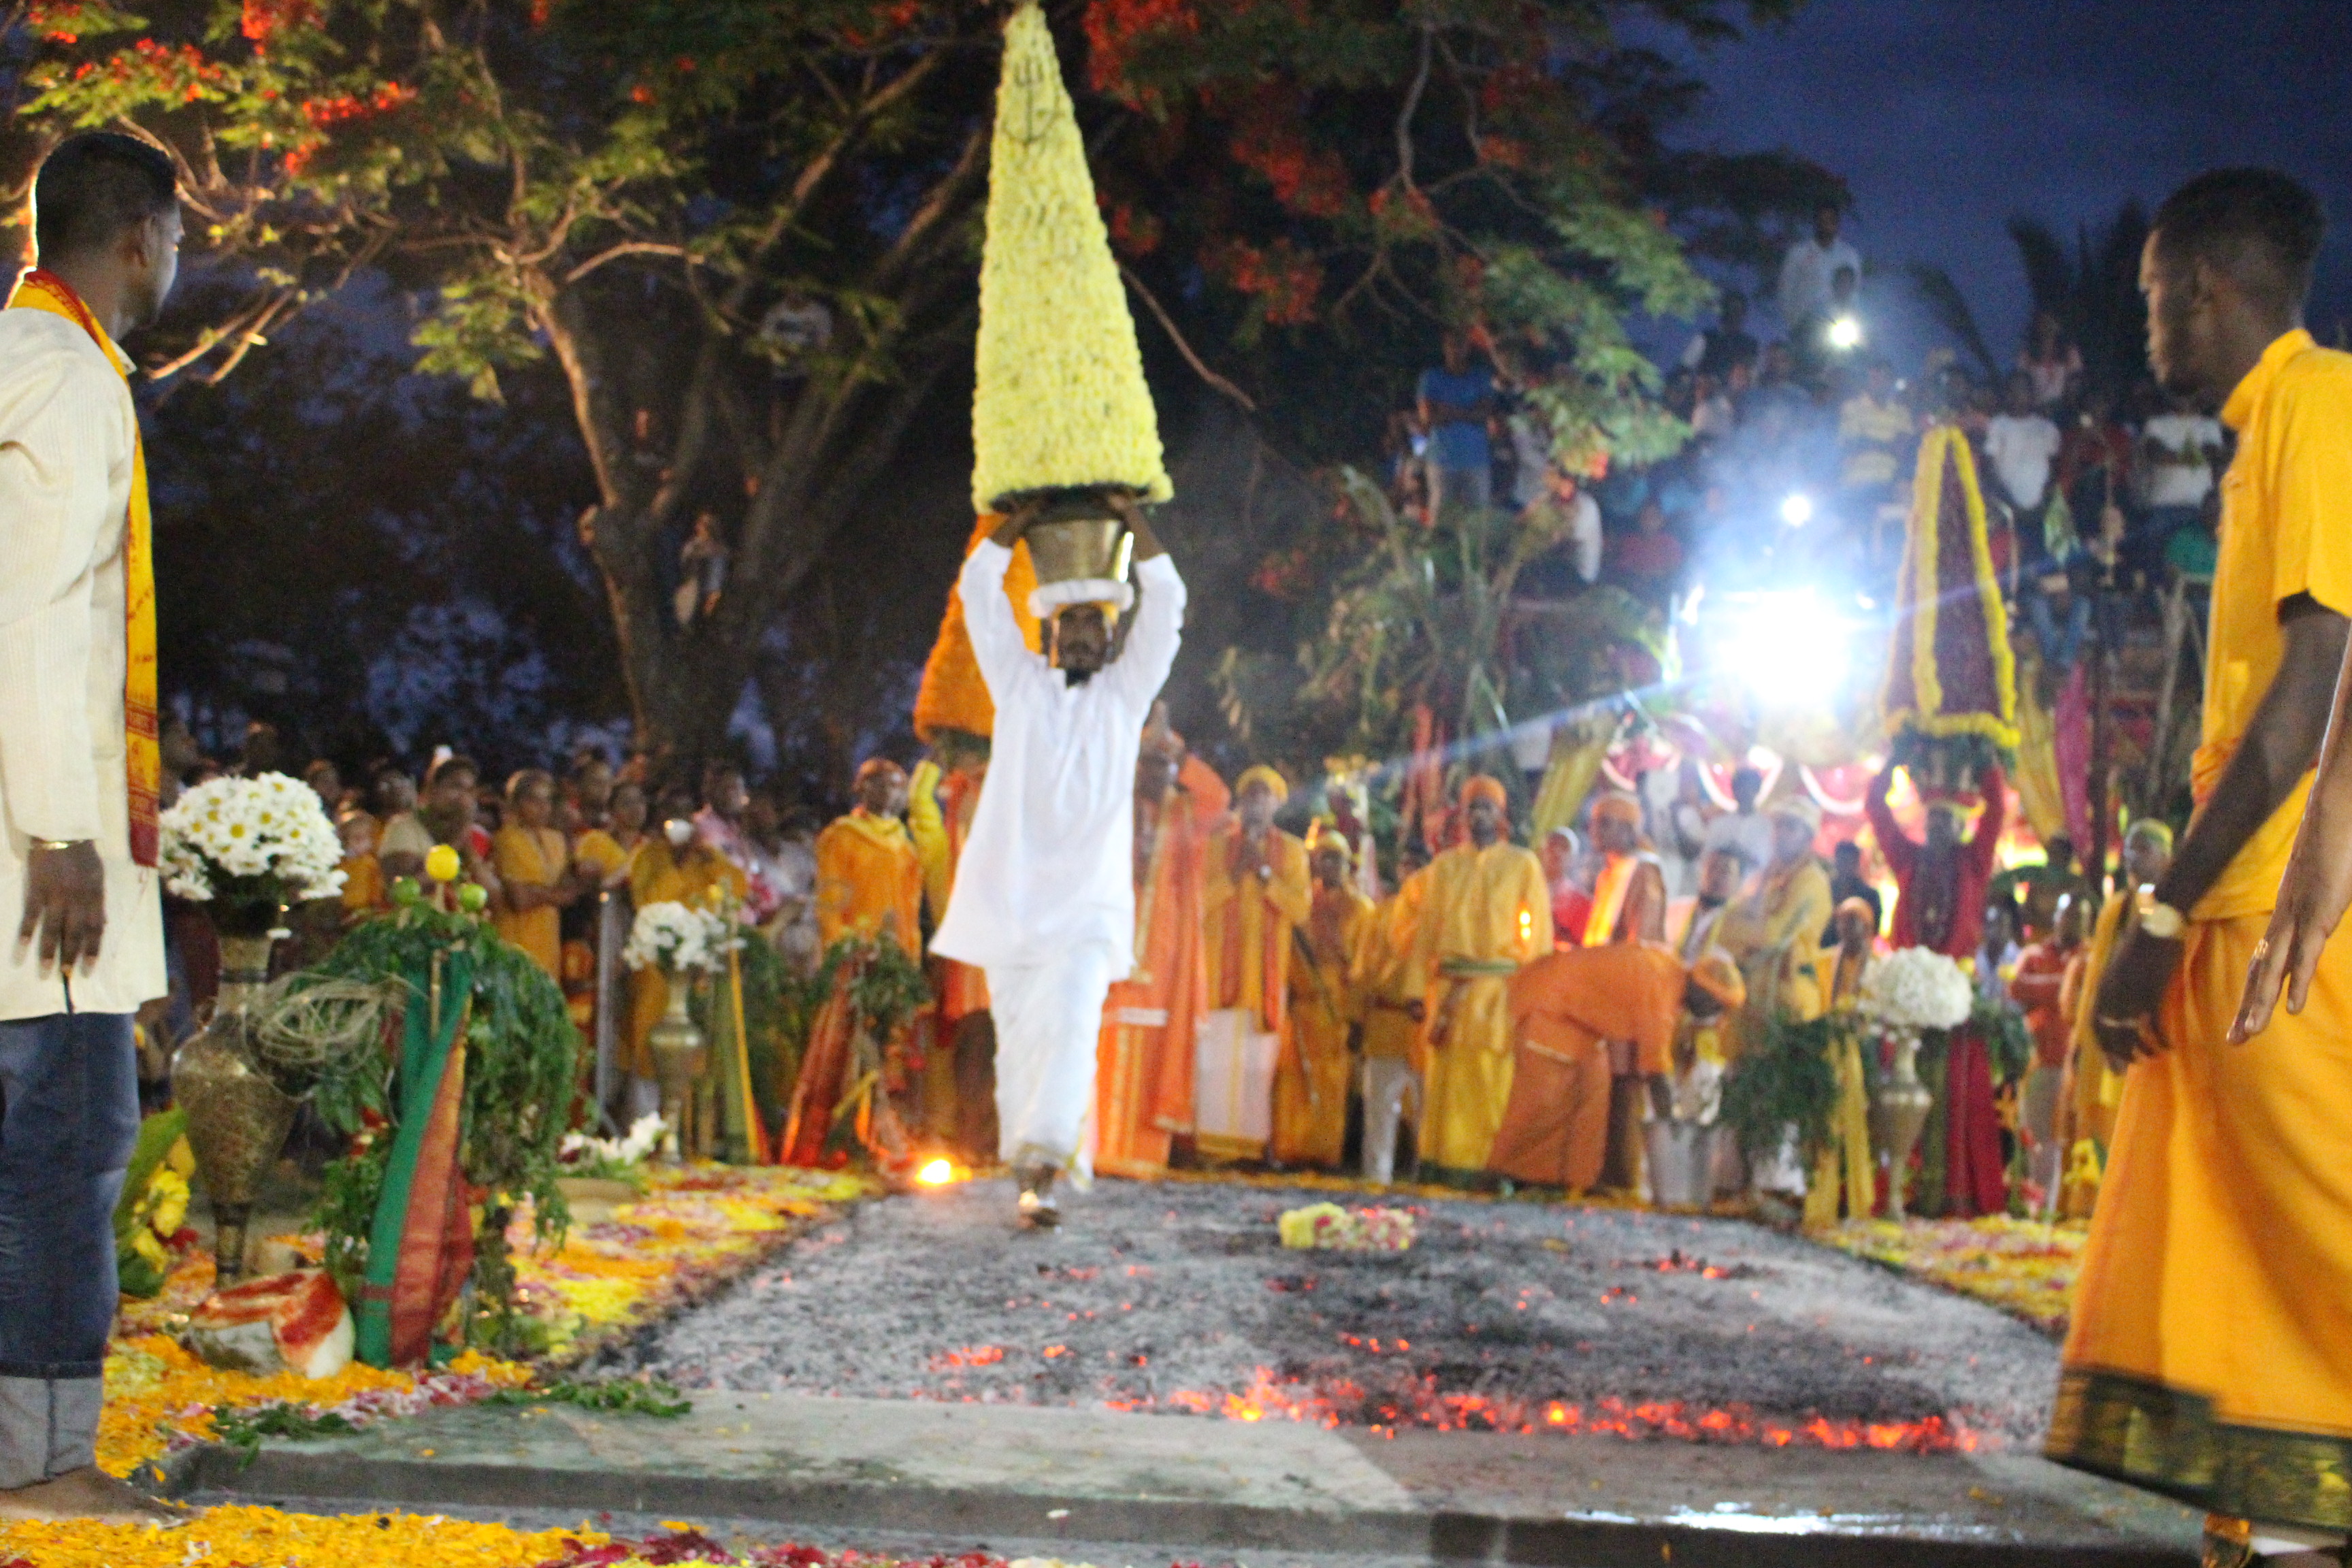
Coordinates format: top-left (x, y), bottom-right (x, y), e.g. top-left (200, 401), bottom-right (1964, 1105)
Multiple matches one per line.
top-left (970, 0), bottom-right (1172, 513)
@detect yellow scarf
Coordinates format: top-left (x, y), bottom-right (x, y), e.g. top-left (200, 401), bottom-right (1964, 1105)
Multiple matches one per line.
top-left (7, 270), bottom-right (159, 866)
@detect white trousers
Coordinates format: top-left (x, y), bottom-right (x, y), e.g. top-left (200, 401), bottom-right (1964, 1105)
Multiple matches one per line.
top-left (987, 942), bottom-right (1117, 1177)
top-left (1360, 1056), bottom-right (1420, 1185)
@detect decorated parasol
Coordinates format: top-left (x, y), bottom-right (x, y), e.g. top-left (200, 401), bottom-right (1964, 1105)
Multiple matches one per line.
top-left (912, 0), bottom-right (1172, 744)
top-left (1879, 424), bottom-right (2017, 801)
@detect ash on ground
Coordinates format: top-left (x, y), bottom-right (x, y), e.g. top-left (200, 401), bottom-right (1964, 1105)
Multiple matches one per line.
top-left (608, 1177), bottom-right (2059, 1446)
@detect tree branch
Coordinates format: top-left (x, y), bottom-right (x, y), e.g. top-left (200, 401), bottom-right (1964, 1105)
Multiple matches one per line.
top-left (564, 240), bottom-right (696, 287)
top-left (1121, 263), bottom-right (1256, 412)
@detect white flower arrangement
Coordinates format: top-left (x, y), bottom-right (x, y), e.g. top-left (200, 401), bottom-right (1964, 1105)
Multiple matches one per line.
top-left (159, 772), bottom-right (346, 906)
top-left (1859, 946), bottom-right (1976, 1033)
top-left (622, 901), bottom-right (736, 975)
top-left (559, 1113), bottom-right (668, 1172)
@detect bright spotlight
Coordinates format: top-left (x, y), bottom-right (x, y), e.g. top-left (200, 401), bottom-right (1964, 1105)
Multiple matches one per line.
top-left (1779, 492), bottom-right (1815, 527)
top-left (917, 1158), bottom-right (956, 1187)
top-left (1722, 589), bottom-right (1848, 706)
top-left (1827, 315), bottom-right (1863, 350)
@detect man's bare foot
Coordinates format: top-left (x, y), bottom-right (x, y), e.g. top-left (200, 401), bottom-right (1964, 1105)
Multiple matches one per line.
top-left (0, 1465), bottom-right (191, 1524)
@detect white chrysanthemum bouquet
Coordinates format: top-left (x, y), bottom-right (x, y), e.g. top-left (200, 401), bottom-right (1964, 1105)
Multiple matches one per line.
top-left (1859, 946), bottom-right (1975, 1034)
top-left (159, 772), bottom-right (346, 928)
top-left (623, 902), bottom-right (736, 975)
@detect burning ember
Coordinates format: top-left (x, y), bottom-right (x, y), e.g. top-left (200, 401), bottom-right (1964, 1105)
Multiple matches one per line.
top-left (915, 1158), bottom-right (960, 1187)
top-left (1109, 1369), bottom-right (1984, 1454)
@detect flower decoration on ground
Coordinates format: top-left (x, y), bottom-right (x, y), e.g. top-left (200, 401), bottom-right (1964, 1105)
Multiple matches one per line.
top-left (1277, 1202), bottom-right (1416, 1252)
top-left (559, 1113), bottom-right (670, 1180)
top-left (1823, 1215), bottom-right (2085, 1335)
top-left (625, 900), bottom-right (737, 974)
top-left (159, 770), bottom-right (346, 911)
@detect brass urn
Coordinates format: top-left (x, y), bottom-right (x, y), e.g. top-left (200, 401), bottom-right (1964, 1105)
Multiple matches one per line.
top-left (647, 973), bottom-right (708, 1162)
top-left (1868, 1032), bottom-right (1936, 1221)
top-left (172, 926), bottom-right (301, 1285)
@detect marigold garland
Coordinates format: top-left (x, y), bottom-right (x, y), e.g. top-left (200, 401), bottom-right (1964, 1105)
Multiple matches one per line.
top-left (1823, 1214), bottom-right (2084, 1335)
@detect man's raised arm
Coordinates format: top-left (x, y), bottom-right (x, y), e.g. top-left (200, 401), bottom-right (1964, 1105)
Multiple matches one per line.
top-left (962, 505), bottom-right (1042, 697)
top-left (1106, 495), bottom-right (1184, 713)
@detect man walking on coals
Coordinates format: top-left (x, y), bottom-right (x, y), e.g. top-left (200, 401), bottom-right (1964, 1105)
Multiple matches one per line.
top-left (932, 495), bottom-right (1183, 1227)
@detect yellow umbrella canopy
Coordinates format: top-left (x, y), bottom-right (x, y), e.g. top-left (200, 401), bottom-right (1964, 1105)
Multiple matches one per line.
top-left (969, 0), bottom-right (1172, 516)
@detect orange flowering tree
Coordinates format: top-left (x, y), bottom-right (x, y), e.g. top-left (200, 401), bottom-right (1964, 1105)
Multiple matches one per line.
top-left (3, 0), bottom-right (1813, 762)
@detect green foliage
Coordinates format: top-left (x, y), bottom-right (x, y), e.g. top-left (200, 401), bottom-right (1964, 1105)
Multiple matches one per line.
top-left (303, 902), bottom-right (581, 1348)
top-left (1220, 465), bottom-right (1671, 775)
top-left (1721, 1010), bottom-right (1857, 1169)
top-left (484, 1374), bottom-right (692, 1419)
top-left (211, 1402), bottom-right (359, 1467)
top-left (815, 934), bottom-right (931, 1042)
top-left (1972, 994), bottom-right (2035, 1088)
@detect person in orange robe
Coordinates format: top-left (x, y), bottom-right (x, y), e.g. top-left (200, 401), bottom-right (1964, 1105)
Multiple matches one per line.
top-left (815, 759), bottom-right (924, 960)
top-left (1490, 944), bottom-right (1744, 1192)
top-left (2010, 892), bottom-right (2087, 1214)
top-left (791, 758), bottom-right (926, 1166)
top-left (625, 783), bottom-right (749, 1100)
top-left (1196, 766), bottom-right (1312, 1159)
top-left (1094, 719), bottom-right (1226, 1177)
top-left (1273, 831), bottom-right (1375, 1169)
top-left (1580, 789), bottom-right (1669, 1187)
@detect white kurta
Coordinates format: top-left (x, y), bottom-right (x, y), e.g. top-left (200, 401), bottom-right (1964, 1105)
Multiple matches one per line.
top-left (932, 539), bottom-right (1182, 1171)
top-left (0, 309), bottom-right (165, 1022)
top-left (931, 542), bottom-right (1183, 977)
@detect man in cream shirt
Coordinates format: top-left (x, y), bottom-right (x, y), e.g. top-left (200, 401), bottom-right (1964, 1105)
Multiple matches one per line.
top-left (932, 494), bottom-right (1182, 1227)
top-left (0, 133), bottom-right (179, 1523)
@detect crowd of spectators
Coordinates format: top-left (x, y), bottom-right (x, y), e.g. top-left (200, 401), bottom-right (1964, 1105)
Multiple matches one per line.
top-left (1383, 202), bottom-right (2230, 691)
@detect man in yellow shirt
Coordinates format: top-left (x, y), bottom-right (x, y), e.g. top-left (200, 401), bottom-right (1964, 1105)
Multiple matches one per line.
top-left (1273, 832), bottom-right (1373, 1168)
top-left (2058, 169), bottom-right (2352, 1567)
top-left (1408, 777), bottom-right (1552, 1177)
top-left (814, 759), bottom-right (924, 960)
top-left (1196, 766), bottom-right (1311, 1160)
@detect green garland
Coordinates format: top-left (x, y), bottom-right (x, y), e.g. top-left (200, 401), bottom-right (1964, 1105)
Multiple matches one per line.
top-left (1720, 1010), bottom-right (1859, 1169)
top-left (1972, 992), bottom-right (2035, 1085)
top-left (301, 900), bottom-right (582, 1354)
top-left (689, 934), bottom-right (808, 1143)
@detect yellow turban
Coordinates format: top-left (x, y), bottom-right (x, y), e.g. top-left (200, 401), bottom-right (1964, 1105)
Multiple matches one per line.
top-left (1591, 791), bottom-right (1642, 828)
top-left (1236, 764), bottom-right (1289, 803)
top-left (1459, 774), bottom-right (1509, 809)
top-left (1307, 821), bottom-right (1354, 862)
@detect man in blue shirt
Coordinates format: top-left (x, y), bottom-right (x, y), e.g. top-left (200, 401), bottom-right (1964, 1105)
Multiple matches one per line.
top-left (1416, 332), bottom-right (1496, 520)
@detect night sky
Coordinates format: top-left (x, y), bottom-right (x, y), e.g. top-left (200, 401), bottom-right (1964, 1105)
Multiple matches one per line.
top-left (1633, 0), bottom-right (2352, 372)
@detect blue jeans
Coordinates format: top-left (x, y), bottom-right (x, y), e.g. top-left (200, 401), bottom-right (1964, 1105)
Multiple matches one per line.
top-left (0, 1012), bottom-right (138, 1382)
top-left (2028, 589), bottom-right (2092, 671)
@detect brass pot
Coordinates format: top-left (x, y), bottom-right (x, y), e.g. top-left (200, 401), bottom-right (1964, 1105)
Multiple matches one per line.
top-left (1022, 492), bottom-right (1131, 586)
top-left (172, 932), bottom-right (301, 1285)
top-left (1869, 1032), bottom-right (1936, 1221)
top-left (647, 975), bottom-right (707, 1162)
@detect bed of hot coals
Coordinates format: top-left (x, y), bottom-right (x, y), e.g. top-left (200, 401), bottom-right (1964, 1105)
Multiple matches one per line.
top-left (609, 1175), bottom-right (2061, 1452)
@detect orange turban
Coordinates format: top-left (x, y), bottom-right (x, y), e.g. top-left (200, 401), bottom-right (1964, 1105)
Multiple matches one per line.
top-left (1688, 949), bottom-right (1747, 1012)
top-left (1591, 791), bottom-right (1642, 828)
top-left (1459, 774), bottom-right (1508, 809)
top-left (1236, 764), bottom-right (1290, 803)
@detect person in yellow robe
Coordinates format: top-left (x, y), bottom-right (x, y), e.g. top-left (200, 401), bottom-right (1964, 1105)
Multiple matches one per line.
top-left (492, 768), bottom-right (583, 979)
top-left (627, 783), bottom-right (749, 1091)
top-left (2053, 819), bottom-right (2170, 1218)
top-left (2062, 172), bottom-right (2352, 1561)
top-left (1714, 798), bottom-right (1852, 1222)
top-left (1353, 845), bottom-right (1428, 1183)
top-left (815, 759), bottom-right (924, 960)
top-left (1273, 832), bottom-right (1373, 1168)
top-left (1582, 790), bottom-right (1669, 1188)
top-left (909, 740), bottom-right (992, 1155)
top-left (1196, 765), bottom-right (1312, 1159)
top-left (1407, 776), bottom-right (1552, 1177)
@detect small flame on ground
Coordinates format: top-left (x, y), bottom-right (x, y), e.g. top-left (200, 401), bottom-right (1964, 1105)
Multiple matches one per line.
top-left (916, 1158), bottom-right (957, 1186)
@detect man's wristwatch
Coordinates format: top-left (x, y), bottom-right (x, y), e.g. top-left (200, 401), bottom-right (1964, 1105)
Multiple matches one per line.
top-left (2136, 886), bottom-right (2185, 941)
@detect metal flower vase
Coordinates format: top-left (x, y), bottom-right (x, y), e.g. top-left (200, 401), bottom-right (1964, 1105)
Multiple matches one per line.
top-left (648, 971), bottom-right (707, 1162)
top-left (172, 921), bottom-right (300, 1285)
top-left (1869, 1031), bottom-right (1936, 1221)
